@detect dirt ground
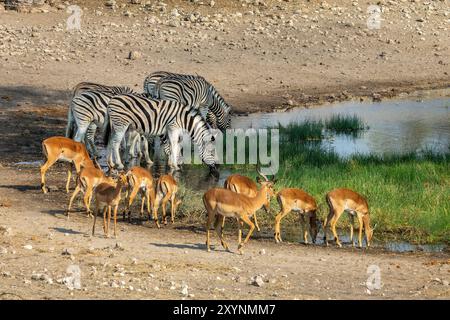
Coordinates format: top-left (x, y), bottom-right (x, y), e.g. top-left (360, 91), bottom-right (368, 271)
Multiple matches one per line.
top-left (0, 0), bottom-right (449, 113)
top-left (0, 165), bottom-right (449, 300)
top-left (0, 0), bottom-right (449, 300)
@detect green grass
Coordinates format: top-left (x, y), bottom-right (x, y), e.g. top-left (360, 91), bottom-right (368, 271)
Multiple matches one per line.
top-left (324, 114), bottom-right (367, 134)
top-left (176, 118), bottom-right (449, 244)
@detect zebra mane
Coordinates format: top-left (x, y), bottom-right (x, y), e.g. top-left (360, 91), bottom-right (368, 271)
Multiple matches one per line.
top-left (207, 83), bottom-right (231, 113)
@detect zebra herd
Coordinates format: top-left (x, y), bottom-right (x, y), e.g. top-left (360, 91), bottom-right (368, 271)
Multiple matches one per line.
top-left (65, 71), bottom-right (233, 177)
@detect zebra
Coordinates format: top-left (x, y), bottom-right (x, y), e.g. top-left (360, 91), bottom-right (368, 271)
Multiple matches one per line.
top-left (103, 93), bottom-right (218, 176)
top-left (144, 72), bottom-right (232, 165)
top-left (144, 71), bottom-right (232, 131)
top-left (66, 85), bottom-right (152, 163)
top-left (72, 82), bottom-right (134, 98)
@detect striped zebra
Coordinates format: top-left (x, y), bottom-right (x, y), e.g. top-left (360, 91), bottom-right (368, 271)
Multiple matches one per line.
top-left (144, 72), bottom-right (231, 165)
top-left (66, 84), bottom-right (151, 163)
top-left (72, 82), bottom-right (134, 98)
top-left (145, 72), bottom-right (232, 131)
top-left (104, 94), bottom-right (218, 176)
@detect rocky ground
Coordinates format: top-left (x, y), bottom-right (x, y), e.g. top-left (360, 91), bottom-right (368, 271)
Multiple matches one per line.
top-left (0, 0), bottom-right (449, 113)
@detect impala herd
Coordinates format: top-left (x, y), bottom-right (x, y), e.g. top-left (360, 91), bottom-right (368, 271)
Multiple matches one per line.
top-left (39, 136), bottom-right (375, 253)
top-left (37, 78), bottom-right (374, 253)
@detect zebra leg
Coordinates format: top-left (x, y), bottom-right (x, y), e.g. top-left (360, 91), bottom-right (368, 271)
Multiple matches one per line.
top-left (107, 126), bottom-right (127, 170)
top-left (167, 128), bottom-right (182, 171)
top-left (85, 123), bottom-right (98, 158)
top-left (141, 135), bottom-right (153, 165)
top-left (73, 124), bottom-right (88, 144)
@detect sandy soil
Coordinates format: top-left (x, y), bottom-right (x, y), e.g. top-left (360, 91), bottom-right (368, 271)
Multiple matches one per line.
top-left (0, 0), bottom-right (449, 300)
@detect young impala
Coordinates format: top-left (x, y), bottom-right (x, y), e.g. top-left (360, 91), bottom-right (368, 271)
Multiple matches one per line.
top-left (92, 173), bottom-right (127, 238)
top-left (67, 166), bottom-right (114, 218)
top-left (153, 174), bottom-right (182, 225)
top-left (123, 166), bottom-right (157, 226)
top-left (274, 188), bottom-right (319, 244)
top-left (40, 136), bottom-right (98, 194)
top-left (223, 174), bottom-right (270, 232)
top-left (323, 188), bottom-right (374, 248)
top-left (203, 169), bottom-right (275, 254)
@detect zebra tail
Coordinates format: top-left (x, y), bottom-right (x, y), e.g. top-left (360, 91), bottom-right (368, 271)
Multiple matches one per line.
top-left (102, 112), bottom-right (111, 145)
top-left (65, 107), bottom-right (75, 138)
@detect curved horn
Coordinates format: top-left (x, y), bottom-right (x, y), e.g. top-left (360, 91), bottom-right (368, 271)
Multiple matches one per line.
top-left (256, 164), bottom-right (269, 181)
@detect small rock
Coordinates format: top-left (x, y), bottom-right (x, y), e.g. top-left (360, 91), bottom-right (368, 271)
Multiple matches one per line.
top-left (259, 249), bottom-right (266, 255)
top-left (0, 226), bottom-right (12, 236)
top-left (251, 275), bottom-right (264, 287)
top-left (23, 245), bottom-right (33, 250)
top-left (181, 284), bottom-right (189, 296)
top-left (128, 51), bottom-right (141, 60)
top-left (114, 242), bottom-right (124, 251)
top-left (62, 248), bottom-right (75, 256)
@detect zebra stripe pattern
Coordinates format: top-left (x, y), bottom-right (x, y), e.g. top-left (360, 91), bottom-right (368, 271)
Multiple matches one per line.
top-left (104, 94), bottom-right (217, 173)
top-left (72, 82), bottom-right (134, 99)
top-left (144, 71), bottom-right (232, 131)
top-left (66, 84), bottom-right (136, 158)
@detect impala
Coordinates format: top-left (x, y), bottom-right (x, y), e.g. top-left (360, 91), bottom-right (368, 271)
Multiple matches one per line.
top-left (203, 168), bottom-right (275, 254)
top-left (274, 188), bottom-right (319, 244)
top-left (323, 188), bottom-right (374, 248)
top-left (223, 174), bottom-right (270, 232)
top-left (123, 166), bottom-right (157, 226)
top-left (40, 136), bottom-right (98, 194)
top-left (153, 174), bottom-right (181, 225)
top-left (92, 173), bottom-right (127, 238)
top-left (67, 166), bottom-right (114, 218)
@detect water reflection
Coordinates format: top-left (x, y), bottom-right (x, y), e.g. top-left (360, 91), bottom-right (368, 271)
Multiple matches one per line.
top-left (232, 98), bottom-right (450, 157)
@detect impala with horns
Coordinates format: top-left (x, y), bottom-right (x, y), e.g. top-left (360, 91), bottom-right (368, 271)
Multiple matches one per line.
top-left (67, 166), bottom-right (115, 218)
top-left (274, 188), bottom-right (319, 244)
top-left (223, 174), bottom-right (273, 232)
top-left (323, 188), bottom-right (375, 248)
top-left (153, 174), bottom-right (182, 225)
top-left (92, 172), bottom-right (127, 238)
top-left (123, 166), bottom-right (157, 226)
top-left (40, 136), bottom-right (99, 194)
top-left (203, 168), bottom-right (276, 254)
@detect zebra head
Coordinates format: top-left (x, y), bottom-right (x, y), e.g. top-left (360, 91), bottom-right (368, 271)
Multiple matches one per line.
top-left (200, 129), bottom-right (220, 178)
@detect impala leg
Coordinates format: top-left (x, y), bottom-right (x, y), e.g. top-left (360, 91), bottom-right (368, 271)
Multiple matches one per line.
top-left (106, 206), bottom-right (111, 238)
top-left (83, 186), bottom-right (94, 218)
top-left (300, 214), bottom-right (308, 244)
top-left (140, 190), bottom-right (146, 219)
top-left (349, 213), bottom-right (355, 247)
top-left (67, 184), bottom-right (82, 218)
top-left (102, 206), bottom-right (107, 235)
top-left (357, 214), bottom-right (363, 248)
top-left (125, 184), bottom-right (139, 222)
top-left (237, 217), bottom-right (242, 247)
top-left (40, 157), bottom-right (57, 194)
top-left (65, 163), bottom-right (73, 193)
top-left (170, 194), bottom-right (177, 224)
top-left (161, 193), bottom-right (171, 225)
top-left (205, 213), bottom-right (215, 252)
top-left (238, 214), bottom-right (255, 254)
top-left (113, 205), bottom-right (118, 238)
top-left (274, 208), bottom-right (290, 243)
top-left (214, 215), bottom-right (229, 251)
top-left (92, 202), bottom-right (99, 236)
top-left (330, 216), bottom-right (342, 247)
top-left (253, 212), bottom-right (261, 232)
